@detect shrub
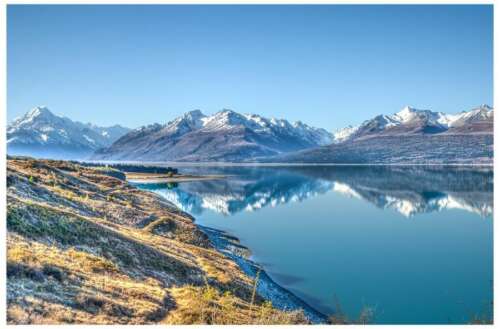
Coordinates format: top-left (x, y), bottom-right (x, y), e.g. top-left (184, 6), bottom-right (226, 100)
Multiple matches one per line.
top-left (328, 297), bottom-right (375, 324)
top-left (7, 261), bottom-right (45, 282)
top-left (42, 264), bottom-right (65, 282)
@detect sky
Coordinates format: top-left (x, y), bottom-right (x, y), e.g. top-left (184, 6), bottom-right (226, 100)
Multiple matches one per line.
top-left (7, 5), bottom-right (493, 131)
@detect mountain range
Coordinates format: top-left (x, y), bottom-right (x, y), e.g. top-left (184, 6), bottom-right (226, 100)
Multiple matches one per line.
top-left (7, 107), bottom-right (130, 159)
top-left (332, 104), bottom-right (493, 143)
top-left (92, 109), bottom-right (333, 162)
top-left (265, 105), bottom-right (493, 164)
top-left (7, 105), bottom-right (493, 163)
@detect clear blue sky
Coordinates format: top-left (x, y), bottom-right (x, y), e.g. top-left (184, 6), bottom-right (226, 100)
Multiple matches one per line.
top-left (7, 5), bottom-right (493, 130)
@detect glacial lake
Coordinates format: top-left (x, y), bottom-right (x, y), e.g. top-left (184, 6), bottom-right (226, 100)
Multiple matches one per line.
top-left (134, 165), bottom-right (493, 324)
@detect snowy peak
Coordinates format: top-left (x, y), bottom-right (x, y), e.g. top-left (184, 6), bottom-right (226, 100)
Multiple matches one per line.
top-left (391, 106), bottom-right (449, 129)
top-left (394, 105), bottom-right (417, 121)
top-left (162, 109), bottom-right (207, 136)
top-left (26, 106), bottom-right (53, 119)
top-left (444, 105), bottom-right (493, 133)
top-left (181, 109), bottom-right (206, 124)
top-left (94, 108), bottom-right (334, 161)
top-left (333, 125), bottom-right (355, 142)
top-left (394, 106), bottom-right (434, 123)
top-left (9, 106), bottom-right (56, 131)
top-left (8, 106), bottom-right (131, 158)
top-left (202, 109), bottom-right (249, 130)
top-left (160, 108), bottom-right (333, 145)
top-left (332, 105), bottom-right (493, 143)
top-left (467, 104), bottom-right (493, 118)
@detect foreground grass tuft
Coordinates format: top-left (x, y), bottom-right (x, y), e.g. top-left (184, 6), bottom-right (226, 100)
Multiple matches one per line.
top-left (165, 285), bottom-right (308, 324)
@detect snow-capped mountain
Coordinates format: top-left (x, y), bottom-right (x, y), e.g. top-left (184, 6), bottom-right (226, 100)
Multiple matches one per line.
top-left (93, 109), bottom-right (333, 162)
top-left (7, 106), bottom-right (130, 159)
top-left (333, 105), bottom-right (493, 143)
top-left (265, 105), bottom-right (493, 164)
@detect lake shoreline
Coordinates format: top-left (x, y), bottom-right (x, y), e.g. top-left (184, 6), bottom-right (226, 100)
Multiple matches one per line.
top-left (196, 225), bottom-right (328, 324)
top-left (7, 158), bottom-right (312, 324)
top-left (126, 172), bottom-right (226, 184)
top-left (131, 164), bottom-right (493, 324)
top-left (84, 159), bottom-right (493, 167)
top-left (130, 176), bottom-right (328, 323)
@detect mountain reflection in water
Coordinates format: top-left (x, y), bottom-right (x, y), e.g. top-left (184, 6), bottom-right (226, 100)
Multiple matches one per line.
top-left (135, 165), bottom-right (493, 324)
top-left (133, 166), bottom-right (493, 218)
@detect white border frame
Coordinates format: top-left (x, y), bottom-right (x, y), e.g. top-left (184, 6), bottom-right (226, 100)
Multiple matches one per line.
top-left (0, 1), bottom-right (496, 328)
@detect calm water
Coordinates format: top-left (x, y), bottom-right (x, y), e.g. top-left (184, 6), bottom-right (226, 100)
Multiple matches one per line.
top-left (135, 166), bottom-right (493, 324)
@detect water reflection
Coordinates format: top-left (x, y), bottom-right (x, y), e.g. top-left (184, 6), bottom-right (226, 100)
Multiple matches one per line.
top-left (133, 166), bottom-right (492, 218)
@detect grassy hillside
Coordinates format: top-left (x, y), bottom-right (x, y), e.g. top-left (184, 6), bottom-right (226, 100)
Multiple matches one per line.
top-left (6, 158), bottom-right (307, 324)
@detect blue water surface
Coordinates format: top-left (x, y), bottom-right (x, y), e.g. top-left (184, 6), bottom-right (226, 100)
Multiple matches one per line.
top-left (135, 166), bottom-right (493, 324)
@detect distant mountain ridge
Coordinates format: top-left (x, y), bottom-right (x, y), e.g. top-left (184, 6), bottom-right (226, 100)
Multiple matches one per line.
top-left (92, 109), bottom-right (333, 162)
top-left (264, 105), bottom-right (493, 164)
top-left (7, 106), bottom-right (130, 159)
top-left (7, 104), bottom-right (493, 163)
top-left (333, 104), bottom-right (493, 143)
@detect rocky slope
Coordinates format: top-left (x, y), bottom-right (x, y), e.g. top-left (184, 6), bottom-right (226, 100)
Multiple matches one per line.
top-left (7, 107), bottom-right (130, 160)
top-left (92, 109), bottom-right (333, 162)
top-left (267, 134), bottom-right (493, 164)
top-left (265, 105), bottom-right (493, 164)
top-left (6, 157), bottom-right (307, 324)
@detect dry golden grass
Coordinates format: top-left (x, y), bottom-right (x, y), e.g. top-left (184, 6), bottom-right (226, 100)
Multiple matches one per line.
top-left (7, 234), bottom-right (169, 324)
top-left (165, 285), bottom-right (307, 325)
top-left (6, 158), bottom-right (308, 324)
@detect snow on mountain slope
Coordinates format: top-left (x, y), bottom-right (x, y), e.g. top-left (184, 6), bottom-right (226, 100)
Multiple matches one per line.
top-left (93, 109), bottom-right (333, 161)
top-left (7, 106), bottom-right (130, 159)
top-left (333, 125), bottom-right (360, 143)
top-left (194, 109), bottom-right (333, 145)
top-left (332, 105), bottom-right (493, 143)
